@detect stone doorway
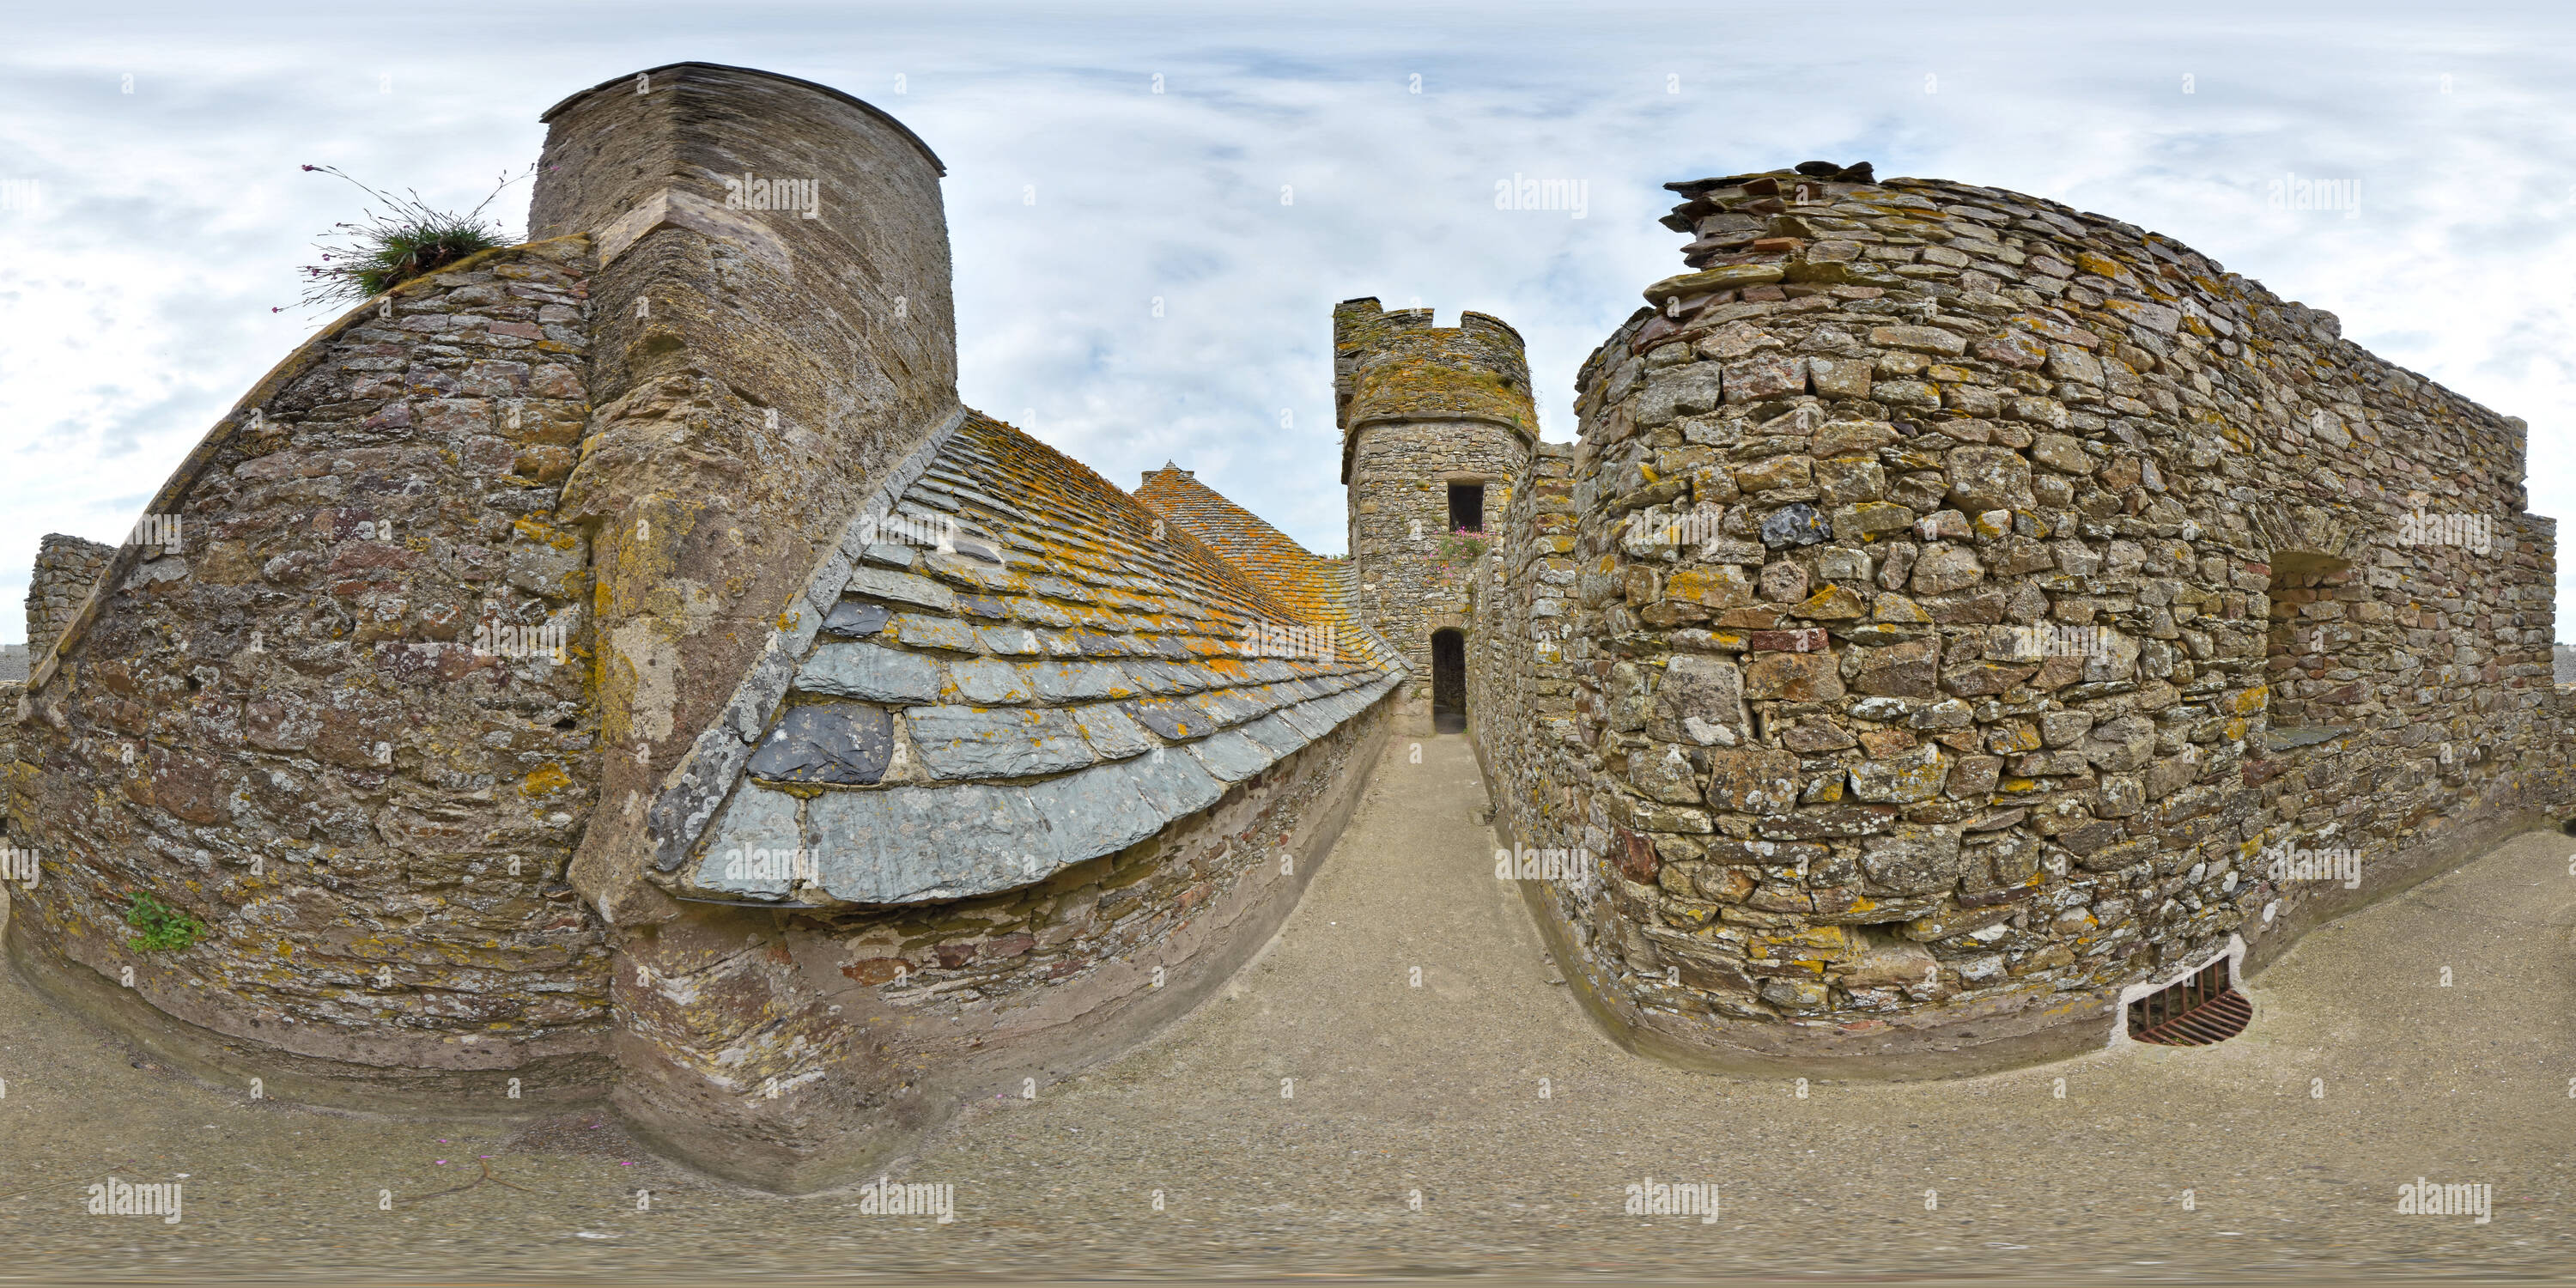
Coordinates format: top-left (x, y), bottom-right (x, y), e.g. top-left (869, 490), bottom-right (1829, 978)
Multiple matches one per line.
top-left (1430, 628), bottom-right (1467, 733)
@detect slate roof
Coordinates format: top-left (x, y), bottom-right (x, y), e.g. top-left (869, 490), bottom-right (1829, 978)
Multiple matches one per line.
top-left (659, 411), bottom-right (1399, 908)
top-left (1133, 464), bottom-right (1387, 664)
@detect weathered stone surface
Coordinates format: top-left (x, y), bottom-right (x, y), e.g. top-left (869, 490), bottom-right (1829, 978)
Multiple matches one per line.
top-left (1121, 695), bottom-right (1220, 741)
top-left (810, 785), bottom-right (1051, 902)
top-left (950, 658), bottom-right (1034, 705)
top-left (1848, 744), bottom-right (1946, 804)
top-left (1943, 446), bottom-right (2035, 513)
top-left (904, 705), bottom-right (1095, 779)
top-left (1848, 638), bottom-right (1938, 697)
top-left (2029, 433), bottom-right (2092, 474)
top-left (1870, 325), bottom-right (1969, 355)
top-left (1704, 746), bottom-right (1802, 816)
top-left (1190, 728), bottom-right (1281, 782)
top-left (2082, 714), bottom-right (2156, 772)
top-left (1073, 702), bottom-right (1160, 759)
top-left (1636, 363), bottom-right (1726, 427)
top-left (822, 599), bottom-right (893, 637)
top-left (695, 785), bottom-right (805, 896)
top-left (799, 641), bottom-right (943, 703)
top-left (1909, 544), bottom-right (1984, 594)
top-left (1743, 650), bottom-right (1843, 702)
top-left (1859, 824), bottom-right (1963, 895)
top-left (746, 702), bottom-right (894, 785)
top-left (1630, 742), bottom-right (1704, 804)
top-left (1653, 653), bottom-right (1750, 745)
top-left (1667, 564), bottom-right (1754, 609)
top-left (847, 565), bottom-right (956, 612)
top-left (1759, 502), bottom-right (1832, 547)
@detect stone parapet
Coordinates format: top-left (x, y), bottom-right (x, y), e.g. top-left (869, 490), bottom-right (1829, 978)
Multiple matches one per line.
top-left (1474, 165), bottom-right (2572, 1071)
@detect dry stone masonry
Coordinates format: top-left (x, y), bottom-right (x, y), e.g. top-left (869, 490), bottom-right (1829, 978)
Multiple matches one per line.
top-left (3, 64), bottom-right (1399, 1194)
top-left (6, 82), bottom-right (2572, 1195)
top-left (7, 238), bottom-right (611, 1103)
top-left (1338, 300), bottom-right (1536, 726)
top-left (1468, 164), bottom-right (2575, 1072)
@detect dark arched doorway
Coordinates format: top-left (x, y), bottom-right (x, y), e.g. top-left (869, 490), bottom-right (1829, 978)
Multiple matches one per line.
top-left (1430, 628), bottom-right (1467, 734)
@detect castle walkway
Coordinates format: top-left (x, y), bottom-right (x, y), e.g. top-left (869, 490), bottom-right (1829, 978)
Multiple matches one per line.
top-left (3, 731), bottom-right (2573, 1280)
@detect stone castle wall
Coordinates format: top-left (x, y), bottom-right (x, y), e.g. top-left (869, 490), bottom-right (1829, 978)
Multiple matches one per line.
top-left (27, 534), bottom-right (113, 661)
top-left (5, 65), bottom-right (1409, 1194)
top-left (6, 238), bottom-right (613, 1104)
top-left (1337, 301), bottom-right (1536, 716)
top-left (677, 690), bottom-right (1392, 1190)
top-left (1467, 442), bottom-right (1577, 825)
top-left (519, 64), bottom-right (978, 1175)
top-left (1468, 167), bottom-right (2571, 1072)
top-left (1346, 418), bottom-right (1528, 679)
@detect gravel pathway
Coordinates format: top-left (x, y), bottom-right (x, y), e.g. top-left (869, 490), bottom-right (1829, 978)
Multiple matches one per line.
top-left (3, 731), bottom-right (2571, 1283)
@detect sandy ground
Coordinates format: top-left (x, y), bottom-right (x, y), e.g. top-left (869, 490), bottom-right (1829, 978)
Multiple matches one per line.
top-left (3, 730), bottom-right (2573, 1285)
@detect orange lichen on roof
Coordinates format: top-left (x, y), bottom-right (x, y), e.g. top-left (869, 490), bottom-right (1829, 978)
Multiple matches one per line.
top-left (921, 416), bottom-right (1385, 669)
top-left (1133, 463), bottom-right (1382, 667)
top-left (1332, 297), bottom-right (1539, 483)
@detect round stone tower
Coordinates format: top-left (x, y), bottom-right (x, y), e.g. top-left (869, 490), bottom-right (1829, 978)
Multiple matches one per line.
top-left (1335, 299), bottom-right (1538, 732)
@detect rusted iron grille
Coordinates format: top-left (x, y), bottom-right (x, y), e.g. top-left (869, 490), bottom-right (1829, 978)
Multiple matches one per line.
top-left (2127, 957), bottom-right (2251, 1046)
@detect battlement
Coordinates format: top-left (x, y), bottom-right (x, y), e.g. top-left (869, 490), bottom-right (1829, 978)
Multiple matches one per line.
top-left (1333, 298), bottom-right (1536, 483)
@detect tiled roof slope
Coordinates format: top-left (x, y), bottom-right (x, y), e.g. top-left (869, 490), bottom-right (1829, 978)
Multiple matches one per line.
top-left (1133, 464), bottom-right (1393, 670)
top-left (667, 412), bottom-right (1398, 908)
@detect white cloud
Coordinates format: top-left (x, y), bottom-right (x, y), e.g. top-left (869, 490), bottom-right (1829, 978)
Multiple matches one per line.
top-left (3, 3), bottom-right (2569, 638)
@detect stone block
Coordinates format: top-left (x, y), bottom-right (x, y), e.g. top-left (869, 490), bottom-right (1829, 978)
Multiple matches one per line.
top-left (1702, 746), bottom-right (1803, 816)
top-left (745, 702), bottom-right (893, 785)
top-left (1652, 653), bottom-right (1750, 745)
top-left (1666, 564), bottom-right (1754, 609)
top-left (1848, 744), bottom-right (1946, 804)
top-left (905, 705), bottom-right (1095, 779)
top-left (1759, 502), bottom-right (1831, 547)
top-left (1073, 702), bottom-right (1160, 759)
top-left (1859, 823), bottom-right (1963, 895)
top-left (848, 565), bottom-right (956, 612)
top-left (799, 641), bottom-right (942, 703)
top-left (2030, 433), bottom-right (2092, 474)
top-left (1745, 650), bottom-right (1843, 702)
top-left (1848, 638), bottom-right (1939, 697)
top-left (1635, 362), bottom-right (1726, 427)
top-left (1909, 544), bottom-right (1986, 594)
top-left (823, 599), bottom-right (892, 637)
top-left (1723, 354), bottom-right (1807, 403)
top-left (1868, 325), bottom-right (1969, 355)
top-left (1944, 445), bottom-right (2036, 513)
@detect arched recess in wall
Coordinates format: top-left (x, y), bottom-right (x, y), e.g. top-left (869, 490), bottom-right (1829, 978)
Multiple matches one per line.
top-left (2250, 500), bottom-right (2376, 742)
top-left (1430, 627), bottom-right (1467, 732)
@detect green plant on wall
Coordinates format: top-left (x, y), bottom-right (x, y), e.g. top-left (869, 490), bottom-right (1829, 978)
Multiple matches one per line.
top-left (290, 163), bottom-right (532, 310)
top-left (1437, 530), bottom-right (1492, 566)
top-left (125, 891), bottom-right (205, 952)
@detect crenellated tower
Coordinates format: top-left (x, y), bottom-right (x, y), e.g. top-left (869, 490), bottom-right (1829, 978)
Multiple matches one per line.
top-left (1335, 298), bottom-right (1537, 732)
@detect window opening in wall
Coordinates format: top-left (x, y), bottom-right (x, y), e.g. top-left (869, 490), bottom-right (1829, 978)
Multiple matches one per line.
top-left (1448, 483), bottom-right (1485, 534)
top-left (2263, 550), bottom-right (2358, 748)
top-left (1430, 628), bottom-right (1467, 734)
top-left (2126, 956), bottom-right (2251, 1046)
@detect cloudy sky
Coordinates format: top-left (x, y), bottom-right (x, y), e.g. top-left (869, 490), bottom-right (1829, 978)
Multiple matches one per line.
top-left (3, 2), bottom-right (2570, 642)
